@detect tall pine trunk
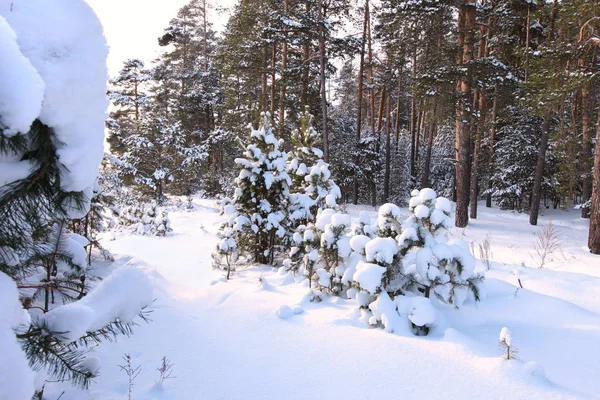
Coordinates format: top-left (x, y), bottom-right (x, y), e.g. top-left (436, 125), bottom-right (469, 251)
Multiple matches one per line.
top-left (279, 0), bottom-right (289, 130)
top-left (353, 0), bottom-right (369, 205)
top-left (422, 95), bottom-right (438, 188)
top-left (589, 108), bottom-right (600, 254)
top-left (455, 0), bottom-right (476, 228)
top-left (486, 91), bottom-right (498, 208)
top-left (529, 116), bottom-right (551, 226)
top-left (384, 95), bottom-right (392, 201)
top-left (317, 0), bottom-right (329, 162)
top-left (410, 51), bottom-right (417, 181)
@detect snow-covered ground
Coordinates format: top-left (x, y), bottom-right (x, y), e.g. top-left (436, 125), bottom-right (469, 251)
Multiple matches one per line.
top-left (46, 198), bottom-right (600, 399)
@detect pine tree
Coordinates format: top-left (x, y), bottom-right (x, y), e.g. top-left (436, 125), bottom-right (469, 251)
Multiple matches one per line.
top-left (229, 113), bottom-right (291, 265)
top-left (106, 59), bottom-right (150, 157)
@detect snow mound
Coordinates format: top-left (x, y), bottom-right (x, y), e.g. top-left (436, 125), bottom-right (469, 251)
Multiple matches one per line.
top-left (277, 305), bottom-right (294, 319)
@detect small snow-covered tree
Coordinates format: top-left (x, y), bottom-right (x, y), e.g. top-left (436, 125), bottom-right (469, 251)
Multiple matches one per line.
top-left (350, 189), bottom-right (485, 335)
top-left (377, 203), bottom-right (404, 238)
top-left (399, 189), bottom-right (484, 305)
top-left (499, 327), bottom-right (517, 360)
top-left (316, 210), bottom-right (352, 293)
top-left (228, 113), bottom-right (291, 265)
top-left (288, 108), bottom-right (341, 221)
top-left (213, 199), bottom-right (240, 279)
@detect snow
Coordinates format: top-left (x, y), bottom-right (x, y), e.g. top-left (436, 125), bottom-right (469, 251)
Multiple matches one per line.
top-left (407, 297), bottom-right (436, 327)
top-left (365, 237), bottom-right (398, 264)
top-left (277, 305), bottom-right (294, 319)
top-left (44, 198), bottom-right (600, 399)
top-left (0, 272), bottom-right (35, 400)
top-left (353, 261), bottom-right (386, 293)
top-left (1, 0), bottom-right (109, 210)
top-left (369, 291), bottom-right (406, 333)
top-left (500, 326), bottom-right (513, 346)
top-left (413, 204), bottom-right (430, 219)
top-left (0, 16), bottom-right (44, 136)
top-left (350, 234), bottom-right (371, 254)
top-left (42, 265), bottom-right (153, 343)
top-left (331, 213), bottom-right (350, 228)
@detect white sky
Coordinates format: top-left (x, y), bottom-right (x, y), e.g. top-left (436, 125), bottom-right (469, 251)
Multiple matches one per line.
top-left (85, 0), bottom-right (235, 75)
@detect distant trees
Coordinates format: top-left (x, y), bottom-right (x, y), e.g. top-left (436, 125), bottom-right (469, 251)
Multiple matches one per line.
top-left (105, 0), bottom-right (600, 253)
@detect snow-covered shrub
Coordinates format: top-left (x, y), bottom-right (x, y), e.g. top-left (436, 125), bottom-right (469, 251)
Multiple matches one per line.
top-left (120, 201), bottom-right (172, 237)
top-left (212, 198), bottom-right (239, 279)
top-left (399, 189), bottom-right (484, 305)
top-left (317, 211), bottom-right (352, 293)
top-left (287, 223), bottom-right (321, 287)
top-left (499, 327), bottom-right (517, 360)
top-left (377, 203), bottom-right (403, 238)
top-left (354, 211), bottom-right (376, 238)
top-left (350, 189), bottom-right (484, 335)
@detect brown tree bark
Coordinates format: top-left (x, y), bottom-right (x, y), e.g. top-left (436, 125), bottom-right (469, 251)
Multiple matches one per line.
top-left (422, 95), bottom-right (438, 189)
top-left (394, 95), bottom-right (401, 150)
top-left (301, 2), bottom-right (311, 107)
top-left (317, 0), bottom-right (329, 162)
top-left (530, 116), bottom-right (551, 226)
top-left (582, 82), bottom-right (593, 218)
top-left (486, 91), bottom-right (498, 208)
top-left (469, 23), bottom-right (487, 219)
top-left (270, 44), bottom-right (277, 123)
top-left (279, 0), bottom-right (289, 130)
top-left (589, 108), bottom-right (600, 254)
top-left (384, 95), bottom-right (392, 202)
top-left (410, 51), bottom-right (417, 180)
top-left (455, 0), bottom-right (476, 228)
top-left (353, 0), bottom-right (369, 205)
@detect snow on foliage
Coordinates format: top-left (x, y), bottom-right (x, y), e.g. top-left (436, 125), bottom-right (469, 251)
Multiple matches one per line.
top-left (0, 16), bottom-right (44, 136)
top-left (0, 272), bottom-right (35, 400)
top-left (347, 189), bottom-right (484, 335)
top-left (215, 113), bottom-right (291, 267)
top-left (1, 0), bottom-right (108, 195)
top-left (42, 267), bottom-right (153, 343)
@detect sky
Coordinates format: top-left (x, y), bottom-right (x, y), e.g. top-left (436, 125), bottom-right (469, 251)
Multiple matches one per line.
top-left (86, 0), bottom-right (235, 75)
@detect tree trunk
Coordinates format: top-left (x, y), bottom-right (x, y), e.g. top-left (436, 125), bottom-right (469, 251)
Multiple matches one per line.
top-left (270, 44), bottom-right (277, 123)
top-left (486, 91), bottom-right (498, 208)
top-left (422, 95), bottom-right (438, 188)
top-left (384, 95), bottom-right (392, 201)
top-left (394, 94), bottom-right (401, 150)
top-left (202, 0), bottom-right (209, 71)
top-left (377, 87), bottom-right (386, 140)
top-left (455, 0), bottom-right (475, 228)
top-left (581, 78), bottom-right (594, 218)
top-left (353, 0), bottom-right (369, 205)
top-left (589, 108), bottom-right (600, 254)
top-left (279, 0), bottom-right (289, 130)
top-left (530, 116), bottom-right (551, 226)
top-left (301, 3), bottom-right (310, 107)
top-left (470, 89), bottom-right (486, 219)
top-left (317, 0), bottom-right (329, 162)
top-left (410, 51), bottom-right (417, 181)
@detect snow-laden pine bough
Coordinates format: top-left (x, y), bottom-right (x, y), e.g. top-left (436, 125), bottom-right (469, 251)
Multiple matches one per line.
top-left (0, 2), bottom-right (155, 398)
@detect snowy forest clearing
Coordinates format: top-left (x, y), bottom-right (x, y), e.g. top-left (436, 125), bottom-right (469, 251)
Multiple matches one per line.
top-left (45, 198), bottom-right (599, 400)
